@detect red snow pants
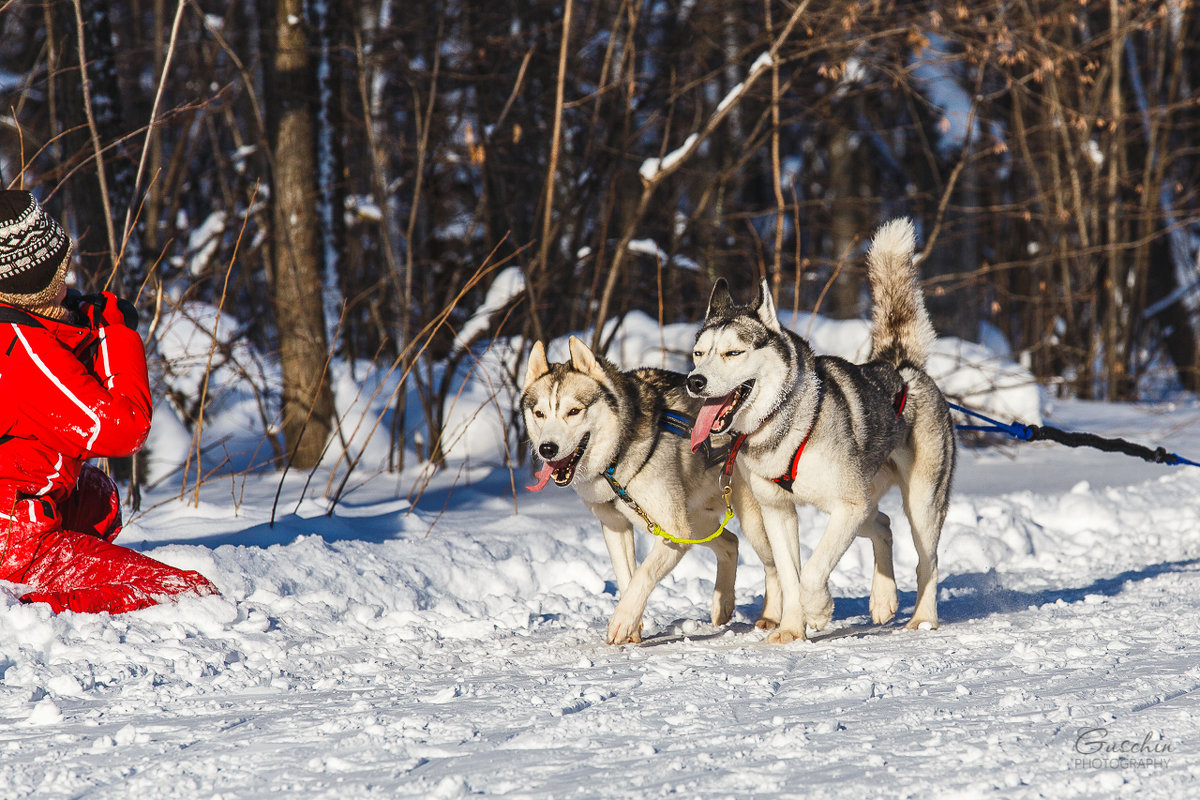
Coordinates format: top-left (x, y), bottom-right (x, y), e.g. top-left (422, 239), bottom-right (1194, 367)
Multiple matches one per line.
top-left (0, 464), bottom-right (218, 614)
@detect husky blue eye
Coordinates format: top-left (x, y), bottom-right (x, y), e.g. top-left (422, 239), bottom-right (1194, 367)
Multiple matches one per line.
top-left (724, 350), bottom-right (743, 358)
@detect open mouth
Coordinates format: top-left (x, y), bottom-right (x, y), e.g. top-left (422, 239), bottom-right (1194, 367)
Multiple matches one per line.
top-left (550, 433), bottom-right (590, 486)
top-left (711, 381), bottom-right (754, 434)
top-left (527, 433), bottom-right (590, 492)
top-left (690, 381), bottom-right (755, 452)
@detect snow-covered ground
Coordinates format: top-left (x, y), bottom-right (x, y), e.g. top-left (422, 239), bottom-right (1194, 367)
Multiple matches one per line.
top-left (4, 316), bottom-right (1200, 798)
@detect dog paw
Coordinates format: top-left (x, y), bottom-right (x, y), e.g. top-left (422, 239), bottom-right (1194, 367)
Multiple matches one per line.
top-left (760, 589), bottom-right (782, 630)
top-left (711, 592), bottom-right (735, 627)
top-left (904, 617), bottom-right (938, 631)
top-left (800, 587), bottom-right (834, 631)
top-left (606, 613), bottom-right (644, 645)
top-left (869, 584), bottom-right (899, 625)
top-left (766, 625), bottom-right (806, 644)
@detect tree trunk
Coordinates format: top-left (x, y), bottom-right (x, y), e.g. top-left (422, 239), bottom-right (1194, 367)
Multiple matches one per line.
top-left (264, 0), bottom-right (335, 469)
top-left (827, 126), bottom-right (860, 319)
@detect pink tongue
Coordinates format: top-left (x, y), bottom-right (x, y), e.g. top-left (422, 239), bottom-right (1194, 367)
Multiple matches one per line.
top-left (526, 461), bottom-right (555, 492)
top-left (691, 395), bottom-right (731, 452)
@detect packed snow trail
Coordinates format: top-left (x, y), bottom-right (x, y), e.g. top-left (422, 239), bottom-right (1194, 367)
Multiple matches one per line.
top-left (2, 400), bottom-right (1200, 798)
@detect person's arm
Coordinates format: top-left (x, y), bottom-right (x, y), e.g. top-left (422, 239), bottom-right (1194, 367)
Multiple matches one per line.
top-left (10, 295), bottom-right (151, 459)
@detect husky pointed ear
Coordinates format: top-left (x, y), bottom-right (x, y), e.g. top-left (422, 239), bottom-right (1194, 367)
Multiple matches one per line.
top-left (754, 278), bottom-right (783, 332)
top-left (706, 278), bottom-right (735, 318)
top-left (524, 341), bottom-right (550, 389)
top-left (567, 335), bottom-right (607, 381)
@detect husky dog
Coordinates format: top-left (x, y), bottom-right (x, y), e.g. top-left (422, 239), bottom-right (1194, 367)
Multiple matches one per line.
top-left (687, 218), bottom-right (955, 643)
top-left (522, 336), bottom-right (779, 644)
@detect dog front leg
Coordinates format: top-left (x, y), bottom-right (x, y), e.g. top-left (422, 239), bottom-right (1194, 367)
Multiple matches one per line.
top-left (799, 502), bottom-right (873, 631)
top-left (758, 497), bottom-right (806, 643)
top-left (608, 539), bottom-right (688, 644)
top-left (593, 503), bottom-right (637, 594)
top-left (729, 477), bottom-right (780, 629)
top-left (701, 529), bottom-right (738, 627)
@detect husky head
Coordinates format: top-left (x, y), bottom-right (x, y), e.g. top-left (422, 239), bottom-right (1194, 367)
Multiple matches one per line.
top-left (687, 278), bottom-right (796, 449)
top-left (521, 336), bottom-right (624, 491)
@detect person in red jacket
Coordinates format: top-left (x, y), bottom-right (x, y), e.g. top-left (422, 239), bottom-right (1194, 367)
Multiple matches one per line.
top-left (0, 189), bottom-right (218, 614)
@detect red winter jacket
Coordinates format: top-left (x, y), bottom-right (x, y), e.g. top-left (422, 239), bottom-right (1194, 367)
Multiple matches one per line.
top-left (0, 300), bottom-right (151, 514)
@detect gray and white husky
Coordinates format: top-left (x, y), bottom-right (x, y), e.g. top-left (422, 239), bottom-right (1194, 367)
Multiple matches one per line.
top-left (687, 218), bottom-right (955, 643)
top-left (522, 336), bottom-right (779, 644)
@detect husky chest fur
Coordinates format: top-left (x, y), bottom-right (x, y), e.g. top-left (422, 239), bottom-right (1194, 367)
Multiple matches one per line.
top-left (687, 218), bottom-right (956, 644)
top-left (522, 337), bottom-right (780, 644)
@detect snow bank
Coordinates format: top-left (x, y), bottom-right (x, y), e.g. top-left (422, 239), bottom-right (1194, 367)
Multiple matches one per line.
top-left (785, 311), bottom-right (1043, 425)
top-left (552, 309), bottom-right (1042, 428)
top-left (148, 287), bottom-right (1042, 489)
top-left (149, 301), bottom-right (282, 482)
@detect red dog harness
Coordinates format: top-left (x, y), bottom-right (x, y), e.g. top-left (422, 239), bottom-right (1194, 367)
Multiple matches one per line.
top-left (723, 384), bottom-right (908, 493)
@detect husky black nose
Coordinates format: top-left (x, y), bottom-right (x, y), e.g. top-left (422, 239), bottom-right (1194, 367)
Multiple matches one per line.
top-left (687, 374), bottom-right (707, 394)
top-left (539, 442), bottom-right (559, 460)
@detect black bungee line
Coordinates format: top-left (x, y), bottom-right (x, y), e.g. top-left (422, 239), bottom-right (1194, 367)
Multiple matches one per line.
top-left (948, 402), bottom-right (1200, 469)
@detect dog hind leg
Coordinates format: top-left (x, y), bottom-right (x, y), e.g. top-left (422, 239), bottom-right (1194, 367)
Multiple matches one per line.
top-left (901, 479), bottom-right (945, 630)
top-left (859, 510), bottom-right (898, 624)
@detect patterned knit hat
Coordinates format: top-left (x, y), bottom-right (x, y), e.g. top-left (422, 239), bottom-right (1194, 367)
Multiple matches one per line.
top-left (0, 190), bottom-right (71, 304)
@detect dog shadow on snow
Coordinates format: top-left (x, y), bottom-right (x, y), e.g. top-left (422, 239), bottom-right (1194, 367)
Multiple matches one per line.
top-left (935, 558), bottom-right (1200, 622)
top-left (806, 558), bottom-right (1200, 643)
top-left (635, 559), bottom-right (1200, 646)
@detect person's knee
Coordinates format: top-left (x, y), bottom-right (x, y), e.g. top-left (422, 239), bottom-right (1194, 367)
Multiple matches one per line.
top-left (62, 464), bottom-right (123, 541)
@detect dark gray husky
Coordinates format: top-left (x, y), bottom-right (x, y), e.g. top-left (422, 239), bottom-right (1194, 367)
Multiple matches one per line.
top-left (523, 337), bottom-right (778, 644)
top-left (686, 218), bottom-right (955, 643)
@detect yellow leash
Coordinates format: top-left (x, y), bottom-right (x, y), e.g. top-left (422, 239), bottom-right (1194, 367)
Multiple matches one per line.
top-left (601, 464), bottom-right (735, 545)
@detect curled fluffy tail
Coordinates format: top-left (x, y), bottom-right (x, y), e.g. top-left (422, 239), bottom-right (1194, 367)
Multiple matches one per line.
top-left (867, 217), bottom-right (935, 368)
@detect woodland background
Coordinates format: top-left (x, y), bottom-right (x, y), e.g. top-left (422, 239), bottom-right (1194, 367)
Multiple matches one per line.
top-left (1, 0), bottom-right (1198, 475)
